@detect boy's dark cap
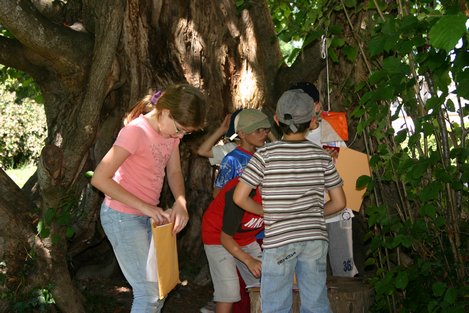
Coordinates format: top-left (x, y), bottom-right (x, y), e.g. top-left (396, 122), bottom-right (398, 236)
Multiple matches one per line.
top-left (225, 109), bottom-right (243, 138)
top-left (289, 82), bottom-right (319, 102)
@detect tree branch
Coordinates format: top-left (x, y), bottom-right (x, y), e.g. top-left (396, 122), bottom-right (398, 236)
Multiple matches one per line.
top-left (0, 36), bottom-right (30, 71)
top-left (276, 40), bottom-right (326, 95)
top-left (0, 36), bottom-right (49, 79)
top-left (0, 0), bottom-right (93, 74)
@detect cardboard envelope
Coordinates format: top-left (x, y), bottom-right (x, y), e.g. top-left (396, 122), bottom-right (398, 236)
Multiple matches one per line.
top-left (333, 147), bottom-right (371, 212)
top-left (150, 223), bottom-right (181, 299)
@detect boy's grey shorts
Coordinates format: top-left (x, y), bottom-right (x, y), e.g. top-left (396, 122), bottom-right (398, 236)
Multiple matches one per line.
top-left (204, 241), bottom-right (261, 302)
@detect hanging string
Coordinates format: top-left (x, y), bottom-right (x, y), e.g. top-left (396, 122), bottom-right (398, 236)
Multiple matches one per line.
top-left (321, 31), bottom-right (331, 111)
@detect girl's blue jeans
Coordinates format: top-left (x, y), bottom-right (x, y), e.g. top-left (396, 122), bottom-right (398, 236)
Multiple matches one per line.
top-left (260, 240), bottom-right (331, 313)
top-left (100, 203), bottom-right (165, 313)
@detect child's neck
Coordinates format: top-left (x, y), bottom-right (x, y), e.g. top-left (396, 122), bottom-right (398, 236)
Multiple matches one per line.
top-left (240, 142), bottom-right (256, 153)
top-left (282, 132), bottom-right (307, 141)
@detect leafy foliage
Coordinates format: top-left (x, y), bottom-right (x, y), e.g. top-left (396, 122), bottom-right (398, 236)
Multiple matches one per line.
top-left (344, 2), bottom-right (469, 312)
top-left (267, 0), bottom-right (468, 312)
top-left (0, 65), bottom-right (43, 103)
top-left (10, 285), bottom-right (56, 313)
top-left (0, 85), bottom-right (47, 168)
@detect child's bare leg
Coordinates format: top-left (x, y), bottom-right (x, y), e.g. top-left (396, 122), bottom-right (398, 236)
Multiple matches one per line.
top-left (215, 301), bottom-right (233, 313)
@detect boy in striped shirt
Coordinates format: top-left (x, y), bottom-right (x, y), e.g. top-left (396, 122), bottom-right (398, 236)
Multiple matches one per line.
top-left (233, 89), bottom-right (346, 313)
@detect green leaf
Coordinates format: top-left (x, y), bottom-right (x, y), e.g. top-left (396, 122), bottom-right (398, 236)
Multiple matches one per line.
top-left (395, 271), bottom-right (409, 289)
top-left (456, 71), bottom-right (469, 99)
top-left (52, 234), bottom-right (60, 245)
top-left (420, 204), bottom-right (437, 218)
top-left (368, 70), bottom-right (386, 84)
top-left (85, 171), bottom-right (94, 178)
top-left (395, 130), bottom-right (407, 144)
top-left (37, 220), bottom-right (44, 235)
top-left (351, 106), bottom-right (365, 118)
top-left (57, 211), bottom-right (71, 226)
top-left (425, 96), bottom-right (443, 111)
top-left (364, 257), bottom-right (376, 266)
top-left (409, 161), bottom-right (427, 180)
top-left (343, 0), bottom-right (356, 8)
top-left (381, 18), bottom-right (396, 35)
top-left (432, 281), bottom-right (447, 297)
top-left (368, 35), bottom-right (386, 57)
top-left (44, 208), bottom-right (56, 224)
top-left (342, 45), bottom-right (358, 62)
top-left (382, 57), bottom-right (404, 74)
top-left (443, 287), bottom-right (457, 304)
top-left (356, 175), bottom-right (371, 189)
top-left (419, 181), bottom-right (441, 202)
top-left (399, 15), bottom-right (419, 33)
top-left (422, 122), bottom-right (434, 136)
top-left (330, 37), bottom-right (345, 48)
top-left (429, 14), bottom-right (468, 52)
top-left (328, 49), bottom-right (339, 63)
top-left (66, 227), bottom-right (75, 238)
top-left (39, 225), bottom-right (50, 238)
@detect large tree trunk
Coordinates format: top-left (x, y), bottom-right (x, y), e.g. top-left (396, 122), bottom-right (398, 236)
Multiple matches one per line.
top-left (0, 1), bottom-right (325, 312)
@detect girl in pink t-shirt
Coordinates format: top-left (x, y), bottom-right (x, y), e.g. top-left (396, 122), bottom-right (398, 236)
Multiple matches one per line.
top-left (91, 84), bottom-right (206, 313)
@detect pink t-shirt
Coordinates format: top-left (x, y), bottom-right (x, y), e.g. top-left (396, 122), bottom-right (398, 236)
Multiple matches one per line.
top-left (104, 115), bottom-right (179, 215)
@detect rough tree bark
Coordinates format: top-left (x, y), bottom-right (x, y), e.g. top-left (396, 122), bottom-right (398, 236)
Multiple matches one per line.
top-left (0, 1), bottom-right (325, 312)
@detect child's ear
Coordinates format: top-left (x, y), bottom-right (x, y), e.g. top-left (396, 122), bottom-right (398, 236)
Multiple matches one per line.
top-left (309, 116), bottom-right (319, 130)
top-left (314, 101), bottom-right (322, 113)
top-left (273, 115), bottom-right (280, 126)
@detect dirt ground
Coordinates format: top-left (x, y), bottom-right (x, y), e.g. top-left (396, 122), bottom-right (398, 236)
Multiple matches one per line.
top-left (78, 276), bottom-right (213, 313)
top-left (74, 216), bottom-right (371, 312)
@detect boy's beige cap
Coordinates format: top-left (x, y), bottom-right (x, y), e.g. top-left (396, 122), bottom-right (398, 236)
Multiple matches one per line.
top-left (233, 109), bottom-right (271, 136)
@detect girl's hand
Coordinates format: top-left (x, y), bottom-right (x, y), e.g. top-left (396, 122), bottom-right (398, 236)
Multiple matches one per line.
top-left (169, 203), bottom-right (189, 234)
top-left (140, 204), bottom-right (171, 226)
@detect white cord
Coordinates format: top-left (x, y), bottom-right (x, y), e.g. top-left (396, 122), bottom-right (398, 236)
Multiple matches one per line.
top-left (321, 33), bottom-right (331, 111)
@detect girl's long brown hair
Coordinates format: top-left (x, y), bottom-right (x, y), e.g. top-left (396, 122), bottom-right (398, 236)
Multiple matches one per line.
top-left (123, 84), bottom-right (207, 129)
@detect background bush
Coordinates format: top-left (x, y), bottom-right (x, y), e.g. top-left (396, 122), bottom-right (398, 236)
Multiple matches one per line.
top-left (0, 85), bottom-right (47, 168)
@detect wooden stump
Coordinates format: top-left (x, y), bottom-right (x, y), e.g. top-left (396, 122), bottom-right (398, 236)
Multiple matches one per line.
top-left (328, 277), bottom-right (373, 313)
top-left (248, 277), bottom-right (373, 313)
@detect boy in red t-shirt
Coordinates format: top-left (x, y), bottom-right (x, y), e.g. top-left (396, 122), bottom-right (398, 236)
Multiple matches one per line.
top-left (202, 177), bottom-right (264, 313)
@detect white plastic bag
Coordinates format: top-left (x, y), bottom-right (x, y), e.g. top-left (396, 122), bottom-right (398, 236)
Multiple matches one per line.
top-left (146, 235), bottom-right (158, 282)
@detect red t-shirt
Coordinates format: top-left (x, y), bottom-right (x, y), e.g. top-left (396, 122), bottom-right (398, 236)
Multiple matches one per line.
top-left (202, 178), bottom-right (263, 246)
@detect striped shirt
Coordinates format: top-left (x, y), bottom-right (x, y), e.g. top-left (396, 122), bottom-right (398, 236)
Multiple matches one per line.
top-left (239, 140), bottom-right (343, 249)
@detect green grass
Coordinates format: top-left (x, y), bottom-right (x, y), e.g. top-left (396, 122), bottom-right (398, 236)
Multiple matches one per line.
top-left (5, 164), bottom-right (36, 188)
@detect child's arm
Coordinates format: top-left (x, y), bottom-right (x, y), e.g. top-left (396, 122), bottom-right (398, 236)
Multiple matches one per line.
top-left (324, 185), bottom-right (346, 216)
top-left (220, 231), bottom-right (262, 278)
top-left (166, 146), bottom-right (189, 234)
top-left (233, 181), bottom-right (263, 216)
top-left (91, 145), bottom-right (170, 224)
top-left (197, 114), bottom-right (231, 158)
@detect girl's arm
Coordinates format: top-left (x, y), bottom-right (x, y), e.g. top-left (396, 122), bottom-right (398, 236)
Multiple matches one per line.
top-left (233, 181), bottom-right (263, 216)
top-left (324, 185), bottom-right (346, 216)
top-left (197, 114), bottom-right (231, 158)
top-left (220, 231), bottom-right (262, 278)
top-left (91, 145), bottom-right (170, 224)
top-left (166, 145), bottom-right (189, 234)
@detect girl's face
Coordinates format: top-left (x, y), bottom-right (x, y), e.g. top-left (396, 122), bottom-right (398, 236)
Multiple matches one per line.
top-left (159, 109), bottom-right (195, 138)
